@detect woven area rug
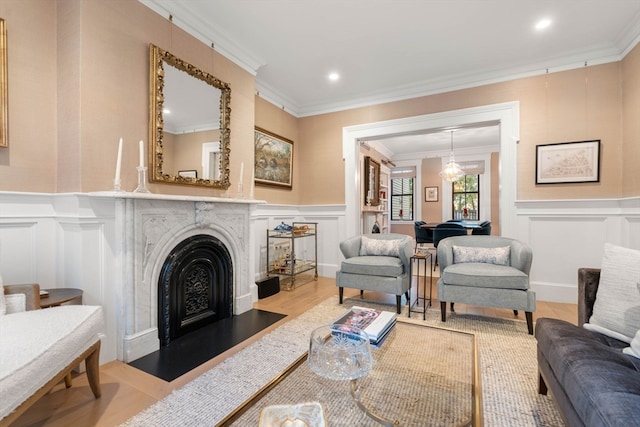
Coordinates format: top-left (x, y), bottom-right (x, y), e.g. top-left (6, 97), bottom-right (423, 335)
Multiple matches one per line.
top-left (120, 296), bottom-right (564, 427)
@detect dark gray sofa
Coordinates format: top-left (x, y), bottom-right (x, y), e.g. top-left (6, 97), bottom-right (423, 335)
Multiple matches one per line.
top-left (535, 268), bottom-right (640, 426)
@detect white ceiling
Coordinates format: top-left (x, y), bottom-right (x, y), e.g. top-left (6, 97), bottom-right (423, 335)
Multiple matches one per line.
top-left (139, 0), bottom-right (640, 157)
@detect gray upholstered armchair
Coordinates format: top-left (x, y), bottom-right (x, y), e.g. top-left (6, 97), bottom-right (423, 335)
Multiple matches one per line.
top-left (437, 235), bottom-right (536, 334)
top-left (336, 233), bottom-right (414, 314)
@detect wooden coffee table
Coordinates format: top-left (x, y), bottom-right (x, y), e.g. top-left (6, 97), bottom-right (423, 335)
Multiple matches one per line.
top-left (220, 321), bottom-right (482, 426)
top-left (39, 288), bottom-right (83, 308)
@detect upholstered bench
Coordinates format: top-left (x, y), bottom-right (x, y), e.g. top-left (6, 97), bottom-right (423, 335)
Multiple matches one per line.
top-left (0, 284), bottom-right (104, 425)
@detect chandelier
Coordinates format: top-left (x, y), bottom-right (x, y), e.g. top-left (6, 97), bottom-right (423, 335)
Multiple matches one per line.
top-left (439, 130), bottom-right (465, 182)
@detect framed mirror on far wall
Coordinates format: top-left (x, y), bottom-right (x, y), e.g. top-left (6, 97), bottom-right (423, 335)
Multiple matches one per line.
top-left (0, 18), bottom-right (7, 148)
top-left (364, 156), bottom-right (380, 206)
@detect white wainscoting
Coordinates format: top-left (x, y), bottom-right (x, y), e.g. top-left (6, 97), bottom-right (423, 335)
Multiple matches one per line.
top-left (1, 192), bottom-right (638, 362)
top-left (514, 197), bottom-right (640, 303)
top-left (251, 204), bottom-right (347, 294)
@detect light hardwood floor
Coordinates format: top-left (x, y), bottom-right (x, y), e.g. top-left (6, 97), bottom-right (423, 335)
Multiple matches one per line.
top-left (11, 274), bottom-right (577, 427)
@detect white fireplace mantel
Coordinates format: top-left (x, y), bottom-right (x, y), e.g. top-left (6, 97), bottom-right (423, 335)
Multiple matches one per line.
top-left (88, 191), bottom-right (266, 361)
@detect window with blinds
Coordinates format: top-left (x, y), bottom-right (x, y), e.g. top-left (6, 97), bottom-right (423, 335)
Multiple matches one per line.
top-left (391, 177), bottom-right (414, 221)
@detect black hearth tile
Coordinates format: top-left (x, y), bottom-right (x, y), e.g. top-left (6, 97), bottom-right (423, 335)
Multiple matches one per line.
top-left (128, 309), bottom-right (286, 381)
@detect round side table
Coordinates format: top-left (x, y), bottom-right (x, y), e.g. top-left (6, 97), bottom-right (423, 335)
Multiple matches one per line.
top-left (39, 288), bottom-right (83, 308)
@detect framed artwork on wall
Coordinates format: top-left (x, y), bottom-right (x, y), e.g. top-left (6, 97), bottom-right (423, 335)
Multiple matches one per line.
top-left (535, 140), bottom-right (600, 184)
top-left (0, 18), bottom-right (7, 148)
top-left (254, 127), bottom-right (293, 188)
top-left (363, 156), bottom-right (380, 206)
top-left (425, 186), bottom-right (438, 202)
top-left (178, 170), bottom-right (197, 179)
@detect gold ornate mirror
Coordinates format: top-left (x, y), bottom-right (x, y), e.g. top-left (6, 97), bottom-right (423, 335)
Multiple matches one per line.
top-left (0, 18), bottom-right (8, 148)
top-left (149, 44), bottom-right (231, 188)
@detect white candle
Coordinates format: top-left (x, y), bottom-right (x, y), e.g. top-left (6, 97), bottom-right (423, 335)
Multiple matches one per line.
top-left (239, 161), bottom-right (244, 184)
top-left (115, 137), bottom-right (123, 182)
top-left (139, 140), bottom-right (144, 168)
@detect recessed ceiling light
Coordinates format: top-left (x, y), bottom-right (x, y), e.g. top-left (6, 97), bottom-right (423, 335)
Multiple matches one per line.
top-left (535, 18), bottom-right (551, 30)
top-left (328, 72), bottom-right (340, 81)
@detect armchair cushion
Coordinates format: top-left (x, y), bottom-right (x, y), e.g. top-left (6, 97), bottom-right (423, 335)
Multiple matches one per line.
top-left (340, 255), bottom-right (404, 277)
top-left (583, 243), bottom-right (640, 343)
top-left (452, 245), bottom-right (510, 265)
top-left (359, 235), bottom-right (402, 257)
top-left (441, 263), bottom-right (529, 290)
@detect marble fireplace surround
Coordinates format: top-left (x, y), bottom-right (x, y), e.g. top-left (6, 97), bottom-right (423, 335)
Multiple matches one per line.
top-left (110, 193), bottom-right (264, 362)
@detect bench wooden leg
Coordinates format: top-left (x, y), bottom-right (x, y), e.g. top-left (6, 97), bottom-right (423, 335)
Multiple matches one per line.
top-left (395, 295), bottom-right (402, 314)
top-left (440, 301), bottom-right (447, 321)
top-left (64, 373), bottom-right (72, 388)
top-left (86, 340), bottom-right (102, 398)
top-left (339, 287), bottom-right (344, 304)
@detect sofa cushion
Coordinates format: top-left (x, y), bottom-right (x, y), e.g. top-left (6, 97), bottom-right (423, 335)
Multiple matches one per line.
top-left (0, 305), bottom-right (104, 419)
top-left (584, 243), bottom-right (640, 343)
top-left (341, 256), bottom-right (404, 278)
top-left (441, 263), bottom-right (529, 290)
top-left (359, 236), bottom-right (402, 257)
top-left (536, 318), bottom-right (640, 427)
top-left (452, 245), bottom-right (510, 266)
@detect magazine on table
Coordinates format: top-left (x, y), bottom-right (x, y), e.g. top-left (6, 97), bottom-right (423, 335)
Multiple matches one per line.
top-left (331, 306), bottom-right (397, 345)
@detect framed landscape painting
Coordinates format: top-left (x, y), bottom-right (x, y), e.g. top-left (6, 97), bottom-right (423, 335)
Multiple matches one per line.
top-left (535, 140), bottom-right (600, 184)
top-left (254, 127), bottom-right (293, 188)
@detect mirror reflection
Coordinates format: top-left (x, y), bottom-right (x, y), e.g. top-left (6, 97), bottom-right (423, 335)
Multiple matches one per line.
top-left (149, 44), bottom-right (231, 188)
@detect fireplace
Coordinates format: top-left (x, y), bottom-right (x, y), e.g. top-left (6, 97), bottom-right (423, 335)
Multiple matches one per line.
top-left (117, 195), bottom-right (259, 362)
top-left (158, 234), bottom-right (233, 346)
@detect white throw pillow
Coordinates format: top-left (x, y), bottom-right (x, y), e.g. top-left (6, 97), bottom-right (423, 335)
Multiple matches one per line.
top-left (452, 245), bottom-right (510, 266)
top-left (584, 243), bottom-right (640, 343)
top-left (623, 283), bottom-right (640, 359)
top-left (359, 236), bottom-right (402, 257)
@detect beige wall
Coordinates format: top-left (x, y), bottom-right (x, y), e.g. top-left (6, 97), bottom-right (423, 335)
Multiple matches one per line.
top-left (0, 0), bottom-right (255, 196)
top-left (1, 1), bottom-right (638, 205)
top-left (0, 1), bottom-right (57, 192)
top-left (622, 43), bottom-right (640, 196)
top-left (297, 57), bottom-right (637, 205)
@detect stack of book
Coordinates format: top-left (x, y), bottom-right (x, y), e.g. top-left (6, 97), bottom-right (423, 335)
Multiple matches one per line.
top-left (332, 306), bottom-right (397, 346)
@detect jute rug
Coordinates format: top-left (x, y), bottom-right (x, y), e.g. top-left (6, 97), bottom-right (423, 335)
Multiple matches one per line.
top-left (120, 296), bottom-right (564, 427)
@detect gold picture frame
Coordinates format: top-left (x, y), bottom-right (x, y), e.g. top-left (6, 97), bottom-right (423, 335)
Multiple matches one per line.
top-left (254, 127), bottom-right (293, 188)
top-left (0, 18), bottom-right (8, 148)
top-left (364, 156), bottom-right (380, 206)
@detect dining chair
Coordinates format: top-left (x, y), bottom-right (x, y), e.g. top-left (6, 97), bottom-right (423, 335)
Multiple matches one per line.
top-left (432, 223), bottom-right (467, 270)
top-left (414, 221), bottom-right (433, 251)
top-left (472, 220), bottom-right (492, 235)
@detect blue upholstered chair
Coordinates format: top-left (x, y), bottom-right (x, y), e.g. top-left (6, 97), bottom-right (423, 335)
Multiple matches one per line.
top-left (432, 222), bottom-right (467, 270)
top-left (472, 220), bottom-right (492, 235)
top-left (414, 221), bottom-right (433, 251)
top-left (336, 233), bottom-right (414, 314)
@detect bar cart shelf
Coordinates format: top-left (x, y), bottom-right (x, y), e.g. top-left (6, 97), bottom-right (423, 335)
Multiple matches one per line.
top-left (266, 222), bottom-right (318, 290)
